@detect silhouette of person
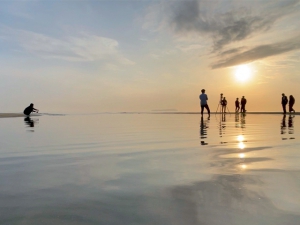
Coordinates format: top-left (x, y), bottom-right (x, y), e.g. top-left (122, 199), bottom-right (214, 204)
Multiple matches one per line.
top-left (289, 95), bottom-right (295, 113)
top-left (23, 103), bottom-right (39, 116)
top-left (241, 96), bottom-right (247, 113)
top-left (281, 93), bottom-right (288, 114)
top-left (235, 98), bottom-right (240, 112)
top-left (221, 97), bottom-right (227, 113)
top-left (199, 89), bottom-right (210, 117)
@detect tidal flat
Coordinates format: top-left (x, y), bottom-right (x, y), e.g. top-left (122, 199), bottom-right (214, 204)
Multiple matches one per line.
top-left (0, 113), bottom-right (299, 225)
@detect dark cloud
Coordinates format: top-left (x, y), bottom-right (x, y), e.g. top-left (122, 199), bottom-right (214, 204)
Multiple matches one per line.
top-left (171, 0), bottom-right (300, 50)
top-left (212, 15), bottom-right (272, 50)
top-left (211, 36), bottom-right (300, 69)
top-left (218, 47), bottom-right (245, 57)
top-left (172, 0), bottom-right (201, 32)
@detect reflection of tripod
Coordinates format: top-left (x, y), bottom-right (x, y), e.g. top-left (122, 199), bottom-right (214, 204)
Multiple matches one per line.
top-left (216, 93), bottom-right (231, 114)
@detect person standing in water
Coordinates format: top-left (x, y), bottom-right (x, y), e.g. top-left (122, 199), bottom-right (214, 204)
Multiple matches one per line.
top-left (199, 89), bottom-right (210, 117)
top-left (281, 93), bottom-right (288, 114)
top-left (23, 103), bottom-right (39, 116)
top-left (235, 98), bottom-right (240, 113)
top-left (221, 97), bottom-right (227, 113)
top-left (289, 95), bottom-right (295, 113)
top-left (241, 96), bottom-right (247, 113)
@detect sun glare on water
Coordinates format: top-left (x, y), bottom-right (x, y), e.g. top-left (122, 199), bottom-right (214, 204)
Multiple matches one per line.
top-left (235, 64), bottom-right (252, 82)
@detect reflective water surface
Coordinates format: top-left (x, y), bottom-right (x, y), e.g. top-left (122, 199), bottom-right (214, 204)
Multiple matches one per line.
top-left (0, 114), bottom-right (300, 225)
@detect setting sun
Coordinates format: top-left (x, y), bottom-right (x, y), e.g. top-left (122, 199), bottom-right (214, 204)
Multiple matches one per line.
top-left (235, 64), bottom-right (252, 82)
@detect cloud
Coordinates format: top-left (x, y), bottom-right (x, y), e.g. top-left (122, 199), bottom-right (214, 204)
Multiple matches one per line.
top-left (0, 25), bottom-right (134, 65)
top-left (218, 47), bottom-right (246, 57)
top-left (143, 0), bottom-right (300, 68)
top-left (211, 35), bottom-right (300, 69)
top-left (170, 0), bottom-right (300, 50)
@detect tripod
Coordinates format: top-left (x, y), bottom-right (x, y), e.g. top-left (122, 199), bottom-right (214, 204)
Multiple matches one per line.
top-left (215, 93), bottom-right (231, 114)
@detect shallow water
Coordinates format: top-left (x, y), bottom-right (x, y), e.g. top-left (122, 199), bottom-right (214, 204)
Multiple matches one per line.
top-left (0, 113), bottom-right (299, 225)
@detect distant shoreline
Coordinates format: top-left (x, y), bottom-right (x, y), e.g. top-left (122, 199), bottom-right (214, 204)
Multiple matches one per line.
top-left (0, 113), bottom-right (40, 118)
top-left (116, 111), bottom-right (300, 115)
top-left (0, 112), bottom-right (298, 118)
top-left (147, 112), bottom-right (299, 115)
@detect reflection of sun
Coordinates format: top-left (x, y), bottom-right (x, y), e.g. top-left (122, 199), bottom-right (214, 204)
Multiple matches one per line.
top-left (235, 64), bottom-right (252, 82)
top-left (241, 164), bottom-right (247, 169)
top-left (238, 142), bottom-right (245, 149)
top-left (239, 153), bottom-right (245, 158)
top-left (237, 135), bottom-right (244, 142)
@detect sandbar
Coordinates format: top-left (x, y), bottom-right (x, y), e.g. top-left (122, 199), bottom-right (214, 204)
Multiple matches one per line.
top-left (0, 113), bottom-right (40, 118)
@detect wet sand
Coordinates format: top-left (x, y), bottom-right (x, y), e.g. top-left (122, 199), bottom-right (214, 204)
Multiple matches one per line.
top-left (0, 114), bottom-right (299, 224)
top-left (0, 113), bottom-right (41, 118)
top-left (0, 113), bottom-right (25, 118)
top-left (149, 112), bottom-right (300, 115)
top-left (0, 112), bottom-right (298, 118)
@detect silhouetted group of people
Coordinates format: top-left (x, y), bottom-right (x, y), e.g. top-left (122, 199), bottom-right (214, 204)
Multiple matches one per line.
top-left (199, 90), bottom-right (296, 115)
top-left (282, 93), bottom-right (295, 114)
top-left (199, 89), bottom-right (248, 116)
top-left (21, 91), bottom-right (296, 118)
top-left (235, 96), bottom-right (247, 113)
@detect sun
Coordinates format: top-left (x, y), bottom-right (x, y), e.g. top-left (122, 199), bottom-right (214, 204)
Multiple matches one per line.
top-left (235, 64), bottom-right (252, 82)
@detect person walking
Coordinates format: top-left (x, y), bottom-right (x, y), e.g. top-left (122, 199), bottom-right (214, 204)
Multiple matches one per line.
top-left (289, 95), bottom-right (295, 113)
top-left (281, 93), bottom-right (288, 114)
top-left (23, 103), bottom-right (39, 116)
top-left (241, 96), bottom-right (247, 113)
top-left (235, 98), bottom-right (240, 113)
top-left (199, 89), bottom-right (210, 117)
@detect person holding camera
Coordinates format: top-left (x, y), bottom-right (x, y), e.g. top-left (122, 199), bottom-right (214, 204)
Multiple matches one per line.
top-left (199, 89), bottom-right (210, 117)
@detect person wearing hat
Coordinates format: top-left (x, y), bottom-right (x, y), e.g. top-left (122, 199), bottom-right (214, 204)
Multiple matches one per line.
top-left (199, 89), bottom-right (210, 117)
top-left (281, 93), bottom-right (288, 114)
top-left (241, 96), bottom-right (247, 113)
top-left (23, 103), bottom-right (39, 116)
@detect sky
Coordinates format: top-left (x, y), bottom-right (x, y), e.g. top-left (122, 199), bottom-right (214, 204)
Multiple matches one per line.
top-left (1, 0), bottom-right (300, 113)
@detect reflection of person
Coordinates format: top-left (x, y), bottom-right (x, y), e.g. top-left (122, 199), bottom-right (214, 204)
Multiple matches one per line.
top-left (240, 113), bottom-right (246, 128)
top-left (221, 97), bottom-right (227, 113)
top-left (235, 98), bottom-right (240, 112)
top-left (281, 93), bottom-right (288, 114)
top-left (222, 112), bottom-right (226, 122)
top-left (288, 115), bottom-right (294, 135)
top-left (241, 96), bottom-right (247, 113)
top-left (288, 115), bottom-right (294, 128)
top-left (289, 95), bottom-right (295, 113)
top-left (235, 113), bottom-right (239, 122)
top-left (281, 114), bottom-right (286, 134)
top-left (199, 89), bottom-right (210, 117)
top-left (200, 116), bottom-right (209, 145)
top-left (24, 117), bottom-right (35, 127)
top-left (23, 103), bottom-right (39, 116)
